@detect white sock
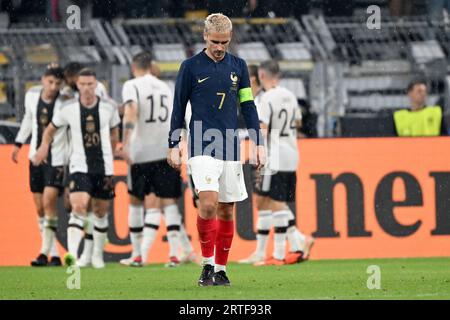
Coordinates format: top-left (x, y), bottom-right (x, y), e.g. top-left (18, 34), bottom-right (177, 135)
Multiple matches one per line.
top-left (202, 256), bottom-right (214, 266)
top-left (41, 217), bottom-right (57, 256)
top-left (255, 210), bottom-right (272, 258)
top-left (67, 213), bottom-right (85, 258)
top-left (93, 215), bottom-right (108, 259)
top-left (215, 264), bottom-right (226, 273)
top-left (80, 212), bottom-right (94, 261)
top-left (38, 217), bottom-right (45, 237)
top-left (294, 228), bottom-right (307, 252)
top-left (273, 211), bottom-right (288, 260)
top-left (141, 208), bottom-right (161, 263)
top-left (179, 224), bottom-right (193, 254)
top-left (285, 209), bottom-right (306, 251)
top-left (164, 204), bottom-right (181, 258)
top-left (128, 205), bottom-right (144, 258)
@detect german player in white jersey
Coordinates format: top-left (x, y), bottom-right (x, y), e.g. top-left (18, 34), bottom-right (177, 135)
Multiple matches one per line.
top-left (12, 66), bottom-right (66, 267)
top-left (118, 52), bottom-right (187, 267)
top-left (252, 60), bottom-right (314, 266)
top-left (34, 68), bottom-right (120, 269)
top-left (61, 62), bottom-right (118, 267)
top-left (61, 62), bottom-right (110, 101)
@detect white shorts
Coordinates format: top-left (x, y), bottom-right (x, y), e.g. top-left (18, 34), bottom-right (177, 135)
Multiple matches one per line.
top-left (188, 155), bottom-right (248, 203)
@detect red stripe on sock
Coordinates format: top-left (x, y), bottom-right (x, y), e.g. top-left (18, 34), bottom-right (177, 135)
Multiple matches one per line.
top-left (215, 219), bottom-right (234, 266)
top-left (197, 215), bottom-right (217, 258)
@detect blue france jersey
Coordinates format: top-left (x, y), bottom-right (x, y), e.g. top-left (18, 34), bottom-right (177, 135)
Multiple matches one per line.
top-left (169, 50), bottom-right (262, 161)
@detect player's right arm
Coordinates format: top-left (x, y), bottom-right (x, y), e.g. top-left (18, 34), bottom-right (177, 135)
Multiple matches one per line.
top-left (12, 92), bottom-right (33, 163)
top-left (32, 123), bottom-right (58, 166)
top-left (120, 81), bottom-right (139, 164)
top-left (167, 61), bottom-right (192, 170)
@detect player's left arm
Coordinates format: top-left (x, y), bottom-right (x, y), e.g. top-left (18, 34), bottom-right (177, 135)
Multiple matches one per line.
top-left (239, 60), bottom-right (265, 169)
top-left (110, 126), bottom-right (120, 152)
top-left (110, 108), bottom-right (121, 152)
top-left (120, 81), bottom-right (139, 163)
top-left (295, 101), bottom-right (304, 138)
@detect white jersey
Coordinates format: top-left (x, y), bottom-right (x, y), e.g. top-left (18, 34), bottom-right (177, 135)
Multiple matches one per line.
top-left (61, 82), bottom-right (110, 101)
top-left (15, 86), bottom-right (69, 166)
top-left (257, 86), bottom-right (301, 172)
top-left (122, 74), bottom-right (174, 164)
top-left (51, 98), bottom-right (120, 175)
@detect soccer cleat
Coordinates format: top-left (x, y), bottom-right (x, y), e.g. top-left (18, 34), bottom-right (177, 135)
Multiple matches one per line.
top-left (92, 255), bottom-right (105, 269)
top-left (238, 252), bottom-right (264, 264)
top-left (31, 254), bottom-right (48, 267)
top-left (77, 255), bottom-right (92, 268)
top-left (303, 236), bottom-right (315, 260)
top-left (119, 257), bottom-right (135, 266)
top-left (254, 257), bottom-right (285, 266)
top-left (285, 251), bottom-right (304, 265)
top-left (198, 264), bottom-right (215, 287)
top-left (48, 256), bottom-right (62, 267)
top-left (212, 271), bottom-right (231, 286)
top-left (180, 251), bottom-right (199, 264)
top-left (165, 256), bottom-right (181, 268)
top-left (63, 253), bottom-right (76, 267)
top-left (130, 256), bottom-right (143, 267)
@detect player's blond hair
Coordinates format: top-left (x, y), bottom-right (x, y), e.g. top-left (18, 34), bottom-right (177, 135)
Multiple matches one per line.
top-left (204, 13), bottom-right (233, 34)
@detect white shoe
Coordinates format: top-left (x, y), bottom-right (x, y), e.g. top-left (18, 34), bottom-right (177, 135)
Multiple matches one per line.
top-left (92, 255), bottom-right (105, 269)
top-left (238, 252), bottom-right (264, 264)
top-left (303, 236), bottom-right (315, 260)
top-left (179, 251), bottom-right (199, 264)
top-left (76, 256), bottom-right (92, 268)
top-left (119, 257), bottom-right (134, 266)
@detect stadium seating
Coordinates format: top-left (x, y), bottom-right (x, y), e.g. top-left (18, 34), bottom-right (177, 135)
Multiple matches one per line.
top-left (0, 15), bottom-right (449, 138)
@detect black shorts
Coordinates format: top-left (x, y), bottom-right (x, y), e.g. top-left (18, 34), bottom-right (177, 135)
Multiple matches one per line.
top-left (128, 160), bottom-right (182, 201)
top-left (69, 172), bottom-right (115, 200)
top-left (254, 170), bottom-right (297, 202)
top-left (29, 161), bottom-right (65, 193)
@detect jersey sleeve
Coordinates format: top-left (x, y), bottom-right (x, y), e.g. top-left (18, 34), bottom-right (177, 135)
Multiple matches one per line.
top-left (122, 81), bottom-right (138, 105)
top-left (14, 92), bottom-right (33, 145)
top-left (51, 105), bottom-right (69, 128)
top-left (238, 59), bottom-right (264, 146)
top-left (169, 60), bottom-right (192, 148)
top-left (257, 94), bottom-right (271, 125)
top-left (96, 81), bottom-right (109, 99)
top-left (110, 108), bottom-right (121, 128)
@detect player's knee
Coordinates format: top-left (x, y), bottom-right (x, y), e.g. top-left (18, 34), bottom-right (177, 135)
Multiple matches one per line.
top-left (71, 202), bottom-right (88, 214)
top-left (200, 200), bottom-right (217, 217)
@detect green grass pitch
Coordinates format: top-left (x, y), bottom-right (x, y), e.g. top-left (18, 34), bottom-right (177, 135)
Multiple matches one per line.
top-left (1, 258), bottom-right (450, 300)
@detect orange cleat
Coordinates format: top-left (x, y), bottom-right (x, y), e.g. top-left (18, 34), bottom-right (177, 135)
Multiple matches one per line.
top-left (254, 257), bottom-right (285, 266)
top-left (285, 251), bottom-right (304, 265)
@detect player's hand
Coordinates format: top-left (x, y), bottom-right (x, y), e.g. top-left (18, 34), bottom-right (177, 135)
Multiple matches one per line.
top-left (116, 144), bottom-right (133, 165)
top-left (11, 146), bottom-right (20, 164)
top-left (32, 145), bottom-right (49, 166)
top-left (167, 148), bottom-right (182, 171)
top-left (255, 145), bottom-right (266, 171)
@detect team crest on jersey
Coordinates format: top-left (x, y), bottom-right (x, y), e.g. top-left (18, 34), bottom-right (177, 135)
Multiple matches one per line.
top-left (230, 72), bottom-right (238, 91)
top-left (39, 108), bottom-right (49, 125)
top-left (86, 115), bottom-right (96, 133)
